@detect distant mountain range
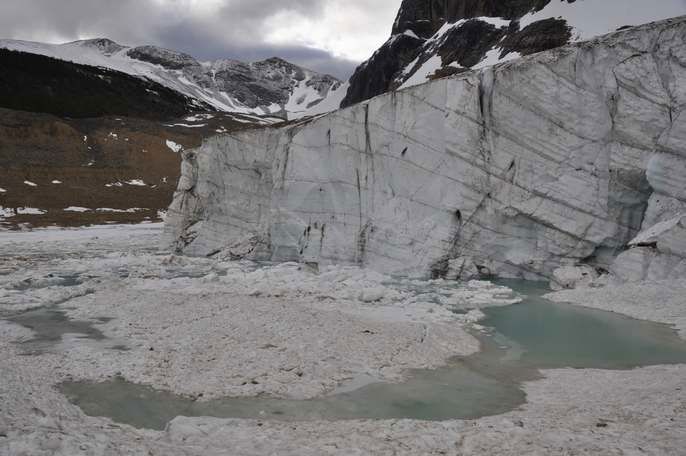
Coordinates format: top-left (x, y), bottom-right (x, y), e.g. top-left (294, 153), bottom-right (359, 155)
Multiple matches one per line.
top-left (0, 38), bottom-right (346, 120)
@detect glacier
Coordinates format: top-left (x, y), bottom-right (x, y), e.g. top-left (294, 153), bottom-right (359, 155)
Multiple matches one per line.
top-left (165, 16), bottom-right (686, 282)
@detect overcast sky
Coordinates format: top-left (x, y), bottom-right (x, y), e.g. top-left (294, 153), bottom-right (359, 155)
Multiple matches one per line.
top-left (0, 0), bottom-right (400, 79)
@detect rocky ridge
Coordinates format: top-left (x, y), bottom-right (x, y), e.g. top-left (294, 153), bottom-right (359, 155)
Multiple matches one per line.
top-left (341, 0), bottom-right (685, 107)
top-left (166, 16), bottom-right (686, 284)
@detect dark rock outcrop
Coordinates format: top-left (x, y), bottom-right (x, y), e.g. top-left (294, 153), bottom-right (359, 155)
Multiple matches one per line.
top-left (342, 34), bottom-right (424, 114)
top-left (74, 38), bottom-right (126, 56)
top-left (126, 46), bottom-right (199, 70)
top-left (341, 0), bottom-right (580, 108)
top-left (392, 0), bottom-right (564, 37)
top-left (435, 19), bottom-right (508, 68)
top-left (500, 18), bottom-right (572, 57)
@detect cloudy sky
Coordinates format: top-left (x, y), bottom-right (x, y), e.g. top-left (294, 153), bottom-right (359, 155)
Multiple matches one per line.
top-left (0, 0), bottom-right (400, 79)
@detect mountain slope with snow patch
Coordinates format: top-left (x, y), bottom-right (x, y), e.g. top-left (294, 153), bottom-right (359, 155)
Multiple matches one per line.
top-left (0, 38), bottom-right (343, 120)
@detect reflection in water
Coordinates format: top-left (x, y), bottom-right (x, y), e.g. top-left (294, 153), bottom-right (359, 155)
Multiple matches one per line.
top-left (59, 281), bottom-right (686, 430)
top-left (7, 308), bottom-right (107, 354)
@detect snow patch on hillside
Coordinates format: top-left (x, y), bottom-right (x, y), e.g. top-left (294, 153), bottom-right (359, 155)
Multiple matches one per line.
top-left (473, 50), bottom-right (521, 70)
top-left (124, 179), bottom-right (146, 187)
top-left (0, 207), bottom-right (46, 218)
top-left (165, 140), bottom-right (183, 153)
top-left (96, 208), bottom-right (146, 213)
top-left (399, 55), bottom-right (443, 89)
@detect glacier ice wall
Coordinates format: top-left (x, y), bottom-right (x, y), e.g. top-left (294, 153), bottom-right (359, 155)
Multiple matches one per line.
top-left (165, 17), bottom-right (686, 281)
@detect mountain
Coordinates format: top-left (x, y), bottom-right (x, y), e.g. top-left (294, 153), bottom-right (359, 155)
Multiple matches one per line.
top-left (165, 16), bottom-right (686, 284)
top-left (0, 49), bottom-right (209, 120)
top-left (0, 38), bottom-right (346, 120)
top-left (0, 46), bottom-right (289, 229)
top-left (0, 37), bottom-right (345, 228)
top-left (341, 0), bottom-right (686, 108)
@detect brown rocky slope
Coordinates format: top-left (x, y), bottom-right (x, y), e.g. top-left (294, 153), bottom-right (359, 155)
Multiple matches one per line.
top-left (0, 108), bottom-right (270, 228)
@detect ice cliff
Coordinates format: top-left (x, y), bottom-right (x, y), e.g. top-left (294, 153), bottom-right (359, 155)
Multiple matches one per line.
top-left (165, 17), bottom-right (686, 282)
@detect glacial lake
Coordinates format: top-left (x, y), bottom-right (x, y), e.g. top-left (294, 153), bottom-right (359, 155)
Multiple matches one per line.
top-left (53, 280), bottom-right (686, 430)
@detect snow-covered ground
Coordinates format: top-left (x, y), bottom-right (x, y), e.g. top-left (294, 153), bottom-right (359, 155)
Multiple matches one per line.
top-left (2, 224), bottom-right (686, 455)
top-left (0, 223), bottom-right (498, 409)
top-left (0, 224), bottom-right (517, 317)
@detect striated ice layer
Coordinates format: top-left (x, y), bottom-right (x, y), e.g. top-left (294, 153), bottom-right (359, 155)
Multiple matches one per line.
top-left (165, 17), bottom-right (686, 281)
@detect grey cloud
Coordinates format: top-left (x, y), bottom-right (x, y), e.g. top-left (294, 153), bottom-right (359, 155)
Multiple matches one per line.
top-left (0, 0), bottom-right (159, 42)
top-left (153, 18), bottom-right (359, 77)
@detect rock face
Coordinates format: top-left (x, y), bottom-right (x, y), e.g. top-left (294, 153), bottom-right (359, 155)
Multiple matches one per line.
top-left (126, 46), bottom-right (199, 70)
top-left (166, 17), bottom-right (686, 281)
top-left (196, 57), bottom-right (344, 117)
top-left (341, 0), bottom-right (684, 108)
top-left (0, 39), bottom-right (345, 120)
top-left (392, 0), bottom-right (559, 34)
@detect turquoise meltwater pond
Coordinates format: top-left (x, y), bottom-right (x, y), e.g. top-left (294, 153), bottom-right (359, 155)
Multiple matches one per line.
top-left (58, 280), bottom-right (686, 430)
